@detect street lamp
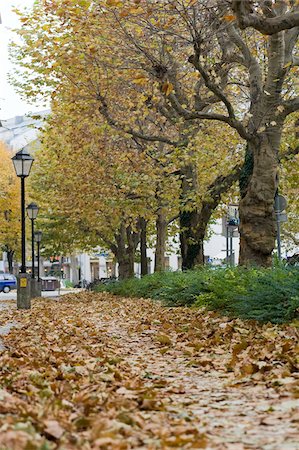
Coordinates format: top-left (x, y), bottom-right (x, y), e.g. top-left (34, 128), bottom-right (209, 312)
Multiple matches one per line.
top-left (11, 149), bottom-right (34, 309)
top-left (34, 230), bottom-right (42, 282)
top-left (12, 149), bottom-right (34, 273)
top-left (26, 203), bottom-right (39, 279)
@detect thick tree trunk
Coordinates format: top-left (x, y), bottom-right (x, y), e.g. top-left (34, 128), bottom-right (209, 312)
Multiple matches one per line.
top-left (239, 136), bottom-right (279, 266)
top-left (179, 163), bottom-right (241, 270)
top-left (179, 210), bottom-right (205, 269)
top-left (179, 163), bottom-right (204, 269)
top-left (154, 211), bottom-right (167, 272)
top-left (118, 253), bottom-right (135, 280)
top-left (140, 218), bottom-right (148, 276)
top-left (115, 221), bottom-right (139, 280)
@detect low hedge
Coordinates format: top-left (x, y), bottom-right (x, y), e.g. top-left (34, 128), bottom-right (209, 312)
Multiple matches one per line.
top-left (94, 267), bottom-right (299, 324)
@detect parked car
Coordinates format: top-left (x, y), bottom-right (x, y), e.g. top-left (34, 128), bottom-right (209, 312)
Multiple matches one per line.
top-left (0, 274), bottom-right (17, 293)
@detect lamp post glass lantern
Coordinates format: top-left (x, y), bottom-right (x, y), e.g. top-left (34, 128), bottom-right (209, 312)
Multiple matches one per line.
top-left (12, 148), bottom-right (34, 178)
top-left (26, 202), bottom-right (39, 220)
top-left (34, 231), bottom-right (42, 282)
top-left (27, 203), bottom-right (39, 279)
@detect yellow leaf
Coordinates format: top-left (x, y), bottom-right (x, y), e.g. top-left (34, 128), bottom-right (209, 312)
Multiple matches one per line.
top-left (133, 74), bottom-right (147, 85)
top-left (106, 0), bottom-right (123, 6)
top-left (162, 81), bottom-right (174, 96)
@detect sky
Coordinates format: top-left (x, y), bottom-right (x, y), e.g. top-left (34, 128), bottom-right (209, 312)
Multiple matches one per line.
top-left (0, 0), bottom-right (45, 119)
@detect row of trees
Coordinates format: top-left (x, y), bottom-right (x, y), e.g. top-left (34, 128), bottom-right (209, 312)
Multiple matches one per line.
top-left (7, 0), bottom-right (299, 276)
top-left (0, 143), bottom-right (21, 273)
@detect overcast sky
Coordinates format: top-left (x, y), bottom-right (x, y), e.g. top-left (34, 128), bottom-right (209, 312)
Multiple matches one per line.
top-left (0, 0), bottom-right (46, 119)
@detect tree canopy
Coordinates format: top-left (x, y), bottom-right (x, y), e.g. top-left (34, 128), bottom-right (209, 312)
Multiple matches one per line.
top-left (10, 0), bottom-right (299, 270)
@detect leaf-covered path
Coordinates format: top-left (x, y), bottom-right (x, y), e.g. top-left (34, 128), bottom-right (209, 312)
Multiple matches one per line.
top-left (0, 292), bottom-right (298, 449)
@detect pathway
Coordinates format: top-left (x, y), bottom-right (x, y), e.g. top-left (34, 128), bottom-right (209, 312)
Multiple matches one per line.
top-left (0, 292), bottom-right (297, 449)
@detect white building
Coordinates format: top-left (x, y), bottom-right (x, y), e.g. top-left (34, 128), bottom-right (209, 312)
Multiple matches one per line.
top-left (0, 111), bottom-right (49, 151)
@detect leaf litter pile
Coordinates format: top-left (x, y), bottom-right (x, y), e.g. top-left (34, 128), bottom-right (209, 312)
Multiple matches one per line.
top-left (0, 292), bottom-right (298, 450)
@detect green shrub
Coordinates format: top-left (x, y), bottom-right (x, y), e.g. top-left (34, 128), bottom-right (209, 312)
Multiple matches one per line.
top-left (95, 267), bottom-right (299, 323)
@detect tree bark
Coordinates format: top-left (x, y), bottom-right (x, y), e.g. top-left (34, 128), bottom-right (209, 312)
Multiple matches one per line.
top-left (239, 135), bottom-right (280, 266)
top-left (179, 163), bottom-right (203, 269)
top-left (140, 218), bottom-right (148, 276)
top-left (7, 250), bottom-right (14, 274)
top-left (154, 210), bottom-right (167, 272)
top-left (115, 221), bottom-right (139, 279)
top-left (179, 210), bottom-right (205, 270)
top-left (118, 252), bottom-right (135, 280)
top-left (179, 163), bottom-right (242, 270)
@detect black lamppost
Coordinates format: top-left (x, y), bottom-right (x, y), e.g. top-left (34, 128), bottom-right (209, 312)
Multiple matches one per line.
top-left (34, 230), bottom-right (42, 282)
top-left (11, 149), bottom-right (34, 274)
top-left (26, 203), bottom-right (39, 278)
top-left (12, 149), bottom-right (34, 308)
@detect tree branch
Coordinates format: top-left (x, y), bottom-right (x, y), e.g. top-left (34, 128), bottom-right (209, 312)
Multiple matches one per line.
top-left (189, 54), bottom-right (237, 120)
top-left (208, 163), bottom-right (242, 201)
top-left (232, 1), bottom-right (299, 34)
top-left (281, 97), bottom-right (299, 117)
top-left (227, 25), bottom-right (263, 108)
top-left (97, 94), bottom-right (179, 147)
top-left (175, 107), bottom-right (250, 140)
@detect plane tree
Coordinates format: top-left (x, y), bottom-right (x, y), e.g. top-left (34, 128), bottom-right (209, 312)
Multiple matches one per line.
top-left (98, 0), bottom-right (299, 266)
top-left (11, 0), bottom-right (244, 270)
top-left (28, 94), bottom-right (180, 278)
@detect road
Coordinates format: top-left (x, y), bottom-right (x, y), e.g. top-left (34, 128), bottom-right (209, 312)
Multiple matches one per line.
top-left (0, 289), bottom-right (82, 301)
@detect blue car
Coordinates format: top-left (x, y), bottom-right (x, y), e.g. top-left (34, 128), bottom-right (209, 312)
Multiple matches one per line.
top-left (0, 274), bottom-right (17, 293)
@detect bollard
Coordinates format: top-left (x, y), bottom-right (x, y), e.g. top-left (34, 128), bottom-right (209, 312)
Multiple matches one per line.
top-left (17, 274), bottom-right (31, 309)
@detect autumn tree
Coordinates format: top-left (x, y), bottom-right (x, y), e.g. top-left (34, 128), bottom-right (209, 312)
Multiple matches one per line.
top-left (0, 142), bottom-right (21, 273)
top-left (91, 0), bottom-right (298, 267)
top-left (11, 0), bottom-right (245, 270)
top-left (28, 93), bottom-right (179, 278)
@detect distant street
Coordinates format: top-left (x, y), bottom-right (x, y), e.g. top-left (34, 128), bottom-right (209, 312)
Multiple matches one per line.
top-left (0, 289), bottom-right (82, 301)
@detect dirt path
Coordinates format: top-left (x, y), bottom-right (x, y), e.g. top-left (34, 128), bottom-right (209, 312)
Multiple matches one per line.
top-left (0, 292), bottom-right (298, 449)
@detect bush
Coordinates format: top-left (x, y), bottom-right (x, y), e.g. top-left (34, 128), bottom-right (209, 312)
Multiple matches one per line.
top-left (94, 267), bottom-right (299, 323)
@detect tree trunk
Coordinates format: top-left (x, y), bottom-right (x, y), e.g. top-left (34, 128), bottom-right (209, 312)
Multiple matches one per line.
top-left (179, 163), bottom-right (241, 270)
top-left (154, 211), bottom-right (167, 272)
top-left (239, 135), bottom-right (279, 266)
top-left (179, 210), bottom-right (205, 269)
top-left (179, 163), bottom-right (204, 269)
top-left (140, 218), bottom-right (148, 276)
top-left (118, 253), bottom-right (135, 280)
top-left (7, 250), bottom-right (14, 274)
top-left (115, 221), bottom-right (139, 280)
